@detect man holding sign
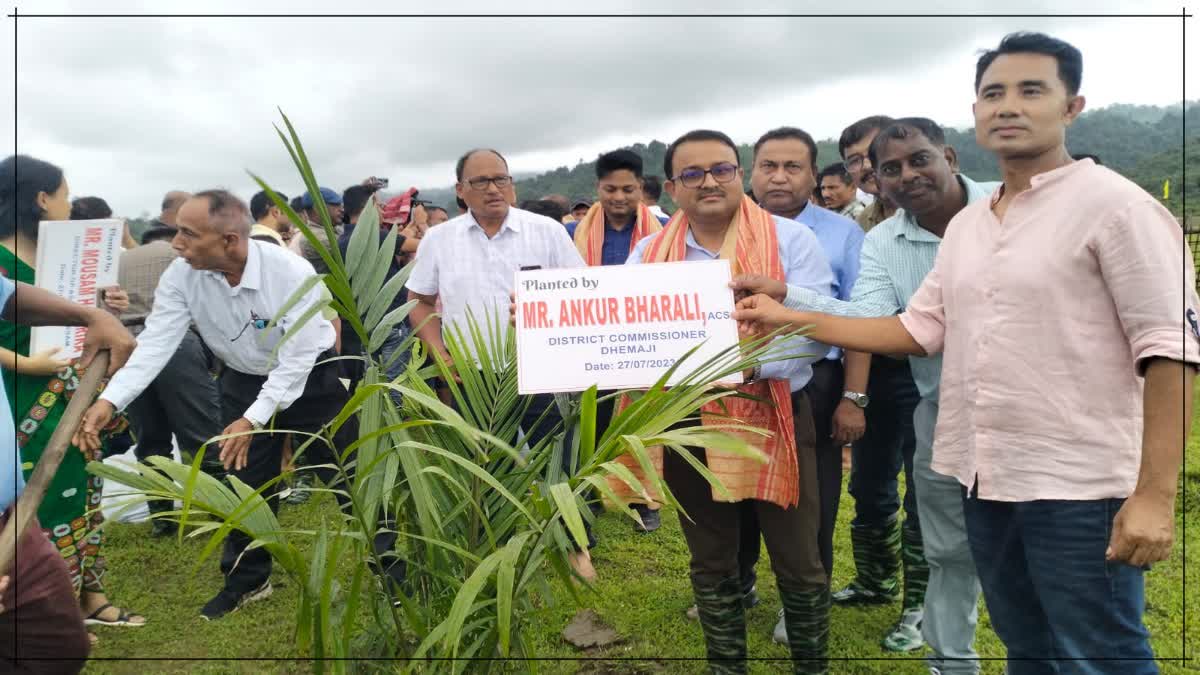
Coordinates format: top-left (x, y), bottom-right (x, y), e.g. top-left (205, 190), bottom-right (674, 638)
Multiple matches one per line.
top-left (626, 129), bottom-right (835, 673)
top-left (404, 148), bottom-right (596, 578)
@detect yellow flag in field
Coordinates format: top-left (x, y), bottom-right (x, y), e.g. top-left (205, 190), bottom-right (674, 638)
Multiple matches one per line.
top-left (1163, 179), bottom-right (1171, 200)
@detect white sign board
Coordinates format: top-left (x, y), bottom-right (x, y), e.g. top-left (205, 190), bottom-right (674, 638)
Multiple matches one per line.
top-left (515, 259), bottom-right (743, 394)
top-left (31, 219), bottom-right (123, 359)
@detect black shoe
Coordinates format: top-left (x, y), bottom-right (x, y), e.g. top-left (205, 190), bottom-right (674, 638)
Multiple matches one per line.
top-left (149, 519), bottom-right (178, 538)
top-left (633, 504), bottom-right (661, 533)
top-left (200, 581), bottom-right (272, 621)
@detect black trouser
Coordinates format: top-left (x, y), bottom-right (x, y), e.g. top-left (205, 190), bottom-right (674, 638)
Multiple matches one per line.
top-left (521, 392), bottom-right (596, 549)
top-left (665, 390), bottom-right (825, 590)
top-left (848, 357), bottom-right (919, 529)
top-left (736, 359), bottom-right (844, 591)
top-left (217, 353), bottom-right (402, 594)
top-left (126, 329), bottom-right (224, 514)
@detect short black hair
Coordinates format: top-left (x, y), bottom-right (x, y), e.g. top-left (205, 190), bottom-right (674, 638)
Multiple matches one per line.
top-left (455, 196), bottom-right (467, 211)
top-left (455, 148), bottom-right (508, 182)
top-left (975, 31), bottom-right (1083, 96)
top-left (70, 196), bottom-right (113, 220)
top-left (664, 129), bottom-right (740, 179)
top-left (427, 205), bottom-right (449, 217)
top-left (641, 175), bottom-right (663, 200)
top-left (868, 117), bottom-right (947, 167)
top-left (838, 115), bottom-right (896, 159)
top-left (817, 163), bottom-right (854, 186)
top-left (342, 184), bottom-right (375, 220)
top-left (250, 189), bottom-right (287, 221)
top-left (0, 154), bottom-right (65, 239)
top-left (596, 149), bottom-right (643, 180)
top-left (752, 126), bottom-right (819, 171)
top-left (1071, 153), bottom-right (1102, 166)
top-left (141, 227), bottom-right (176, 245)
top-left (520, 199), bottom-right (567, 223)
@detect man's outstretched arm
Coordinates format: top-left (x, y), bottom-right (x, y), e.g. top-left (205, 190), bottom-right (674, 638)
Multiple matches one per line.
top-left (733, 295), bottom-right (927, 357)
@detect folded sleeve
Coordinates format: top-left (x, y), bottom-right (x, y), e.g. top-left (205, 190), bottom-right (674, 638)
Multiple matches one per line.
top-left (1094, 197), bottom-right (1200, 373)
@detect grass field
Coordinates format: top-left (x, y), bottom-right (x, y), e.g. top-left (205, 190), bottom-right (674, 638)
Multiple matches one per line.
top-left (84, 392), bottom-right (1200, 674)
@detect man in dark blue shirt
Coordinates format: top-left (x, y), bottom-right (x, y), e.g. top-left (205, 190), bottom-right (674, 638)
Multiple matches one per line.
top-left (565, 149), bottom-right (666, 532)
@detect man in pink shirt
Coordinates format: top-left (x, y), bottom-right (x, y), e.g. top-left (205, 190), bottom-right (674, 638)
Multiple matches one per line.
top-left (733, 32), bottom-right (1197, 674)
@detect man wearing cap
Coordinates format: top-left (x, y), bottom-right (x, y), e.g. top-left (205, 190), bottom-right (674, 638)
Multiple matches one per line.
top-left (569, 200), bottom-right (591, 223)
top-left (289, 187), bottom-right (345, 255)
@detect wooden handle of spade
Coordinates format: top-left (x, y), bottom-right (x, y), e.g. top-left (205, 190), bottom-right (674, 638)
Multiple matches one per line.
top-left (0, 351), bottom-right (110, 577)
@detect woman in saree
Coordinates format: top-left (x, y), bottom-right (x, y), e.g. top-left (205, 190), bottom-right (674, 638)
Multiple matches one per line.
top-left (0, 154), bottom-right (145, 639)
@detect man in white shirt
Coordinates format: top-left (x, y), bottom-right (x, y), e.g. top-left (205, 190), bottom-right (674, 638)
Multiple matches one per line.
top-left (75, 190), bottom-right (400, 619)
top-left (405, 148), bottom-right (595, 576)
top-left (641, 175), bottom-right (670, 221)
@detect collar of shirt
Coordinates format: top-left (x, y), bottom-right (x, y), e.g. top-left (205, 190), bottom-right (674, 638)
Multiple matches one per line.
top-left (683, 227), bottom-right (720, 257)
top-left (894, 173), bottom-right (998, 244)
top-left (203, 240), bottom-right (262, 293)
top-left (466, 208), bottom-right (522, 236)
top-left (990, 158), bottom-right (1091, 207)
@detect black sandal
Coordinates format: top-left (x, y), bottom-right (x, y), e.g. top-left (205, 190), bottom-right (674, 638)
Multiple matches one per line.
top-left (84, 602), bottom-right (146, 627)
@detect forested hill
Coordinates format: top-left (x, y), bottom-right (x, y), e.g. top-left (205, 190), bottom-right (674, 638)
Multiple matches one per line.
top-left (423, 102), bottom-right (1197, 218)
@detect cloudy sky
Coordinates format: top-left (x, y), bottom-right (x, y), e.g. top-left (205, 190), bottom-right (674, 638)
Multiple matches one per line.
top-left (3, 0), bottom-right (1193, 217)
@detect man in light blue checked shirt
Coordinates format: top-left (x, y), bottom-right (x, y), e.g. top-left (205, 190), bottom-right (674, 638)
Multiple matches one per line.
top-left (733, 118), bottom-right (997, 675)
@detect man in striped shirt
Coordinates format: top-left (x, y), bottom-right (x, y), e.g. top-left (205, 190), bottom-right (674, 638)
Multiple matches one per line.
top-left (733, 117), bottom-right (997, 674)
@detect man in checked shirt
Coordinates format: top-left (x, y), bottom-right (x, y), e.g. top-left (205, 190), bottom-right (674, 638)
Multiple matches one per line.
top-left (117, 215), bottom-right (223, 536)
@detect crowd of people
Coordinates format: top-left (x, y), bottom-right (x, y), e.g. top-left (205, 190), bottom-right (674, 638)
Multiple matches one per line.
top-left (0, 30), bottom-right (1194, 675)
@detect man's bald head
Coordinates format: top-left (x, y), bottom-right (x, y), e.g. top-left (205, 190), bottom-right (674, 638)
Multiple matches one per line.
top-left (190, 189), bottom-right (251, 237)
top-left (173, 190), bottom-right (253, 273)
top-left (455, 148), bottom-right (508, 182)
top-left (159, 190), bottom-right (192, 225)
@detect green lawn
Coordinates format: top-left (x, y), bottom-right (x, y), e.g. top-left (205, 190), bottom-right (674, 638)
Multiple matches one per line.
top-left (86, 397), bottom-right (1200, 674)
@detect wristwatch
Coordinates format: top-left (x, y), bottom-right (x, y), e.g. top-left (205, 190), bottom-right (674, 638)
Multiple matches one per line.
top-left (842, 391), bottom-right (870, 409)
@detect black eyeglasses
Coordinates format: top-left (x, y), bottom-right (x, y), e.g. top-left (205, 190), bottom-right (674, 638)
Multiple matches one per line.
top-left (843, 154), bottom-right (868, 174)
top-left (673, 162), bottom-right (739, 189)
top-left (464, 175), bottom-right (513, 191)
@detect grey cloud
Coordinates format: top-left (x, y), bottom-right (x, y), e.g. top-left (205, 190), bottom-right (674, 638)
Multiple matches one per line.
top-left (2, 0), bottom-right (1152, 215)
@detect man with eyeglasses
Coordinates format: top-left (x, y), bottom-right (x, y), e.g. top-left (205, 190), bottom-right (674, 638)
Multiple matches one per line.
top-left (794, 113), bottom-right (927, 654)
top-left (841, 116), bottom-right (899, 232)
top-left (626, 129), bottom-right (835, 673)
top-left (76, 190), bottom-right (406, 620)
top-left (405, 148), bottom-right (597, 578)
